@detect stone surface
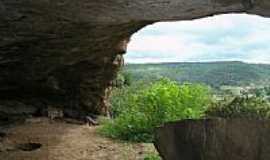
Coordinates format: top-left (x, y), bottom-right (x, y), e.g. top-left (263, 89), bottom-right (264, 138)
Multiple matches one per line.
top-left (1, 0), bottom-right (270, 117)
top-left (154, 118), bottom-right (270, 160)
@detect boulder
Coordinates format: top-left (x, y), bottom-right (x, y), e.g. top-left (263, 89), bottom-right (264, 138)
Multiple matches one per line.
top-left (154, 119), bottom-right (270, 160)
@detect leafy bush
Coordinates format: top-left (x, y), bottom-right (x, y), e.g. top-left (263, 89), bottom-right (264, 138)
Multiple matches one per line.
top-left (206, 96), bottom-right (270, 119)
top-left (109, 81), bottom-right (146, 118)
top-left (100, 79), bottom-right (211, 142)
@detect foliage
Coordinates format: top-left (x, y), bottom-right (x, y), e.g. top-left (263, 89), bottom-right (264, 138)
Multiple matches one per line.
top-left (112, 70), bottom-right (133, 88)
top-left (102, 61), bottom-right (270, 143)
top-left (206, 96), bottom-right (270, 119)
top-left (124, 61), bottom-right (270, 88)
top-left (144, 154), bottom-right (161, 160)
top-left (109, 81), bottom-right (146, 118)
top-left (249, 86), bottom-right (270, 97)
top-left (100, 79), bottom-right (211, 142)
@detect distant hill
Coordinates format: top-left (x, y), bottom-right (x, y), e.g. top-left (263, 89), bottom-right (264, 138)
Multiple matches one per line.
top-left (123, 61), bottom-right (270, 88)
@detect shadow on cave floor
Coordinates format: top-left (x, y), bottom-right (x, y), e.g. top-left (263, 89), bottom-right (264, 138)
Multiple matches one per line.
top-left (0, 117), bottom-right (156, 160)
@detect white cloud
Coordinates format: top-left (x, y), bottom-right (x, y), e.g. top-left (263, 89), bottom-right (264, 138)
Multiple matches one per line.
top-left (245, 49), bottom-right (270, 64)
top-left (126, 13), bottom-right (270, 64)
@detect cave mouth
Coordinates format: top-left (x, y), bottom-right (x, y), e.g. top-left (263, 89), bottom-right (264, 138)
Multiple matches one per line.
top-left (126, 13), bottom-right (270, 64)
top-left (15, 143), bottom-right (42, 152)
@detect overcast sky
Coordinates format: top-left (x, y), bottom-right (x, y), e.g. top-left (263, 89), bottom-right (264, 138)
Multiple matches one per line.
top-left (125, 14), bottom-right (270, 64)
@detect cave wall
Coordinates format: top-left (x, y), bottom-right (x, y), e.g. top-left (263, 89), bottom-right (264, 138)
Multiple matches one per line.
top-left (1, 0), bottom-right (270, 118)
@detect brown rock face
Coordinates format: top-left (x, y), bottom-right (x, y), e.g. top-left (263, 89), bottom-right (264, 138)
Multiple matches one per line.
top-left (1, 0), bottom-right (270, 117)
top-left (154, 119), bottom-right (270, 160)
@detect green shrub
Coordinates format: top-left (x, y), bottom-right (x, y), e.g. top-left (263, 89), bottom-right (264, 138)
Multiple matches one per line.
top-left (109, 81), bottom-right (147, 118)
top-left (206, 96), bottom-right (270, 119)
top-left (100, 79), bottom-right (211, 142)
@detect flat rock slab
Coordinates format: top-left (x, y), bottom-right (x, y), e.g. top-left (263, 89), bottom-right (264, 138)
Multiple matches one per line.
top-left (154, 119), bottom-right (270, 160)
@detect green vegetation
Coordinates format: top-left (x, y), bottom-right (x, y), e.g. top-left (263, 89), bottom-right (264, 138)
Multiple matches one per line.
top-left (206, 96), bottom-right (270, 119)
top-left (124, 61), bottom-right (270, 88)
top-left (144, 153), bottom-right (162, 160)
top-left (100, 79), bottom-right (211, 142)
top-left (100, 61), bottom-right (270, 144)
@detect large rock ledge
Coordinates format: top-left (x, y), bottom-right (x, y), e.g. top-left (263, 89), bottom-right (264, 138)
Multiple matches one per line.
top-left (1, 0), bottom-right (270, 118)
top-left (154, 119), bottom-right (270, 160)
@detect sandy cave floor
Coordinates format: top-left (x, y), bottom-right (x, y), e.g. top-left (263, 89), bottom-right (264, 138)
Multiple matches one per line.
top-left (0, 118), bottom-right (157, 160)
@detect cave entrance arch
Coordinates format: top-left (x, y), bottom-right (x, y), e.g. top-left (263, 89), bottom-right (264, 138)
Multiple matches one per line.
top-left (2, 0), bottom-right (270, 118)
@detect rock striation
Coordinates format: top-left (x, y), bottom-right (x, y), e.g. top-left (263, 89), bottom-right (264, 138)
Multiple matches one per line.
top-left (1, 0), bottom-right (270, 118)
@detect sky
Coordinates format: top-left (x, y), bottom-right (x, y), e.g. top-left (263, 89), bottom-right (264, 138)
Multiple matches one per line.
top-left (125, 14), bottom-right (270, 64)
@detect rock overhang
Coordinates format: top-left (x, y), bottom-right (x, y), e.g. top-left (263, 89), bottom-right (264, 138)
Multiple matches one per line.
top-left (0, 0), bottom-right (270, 119)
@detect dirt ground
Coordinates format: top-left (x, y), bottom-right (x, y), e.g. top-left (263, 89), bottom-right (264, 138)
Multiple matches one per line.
top-left (0, 118), bottom-right (157, 160)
